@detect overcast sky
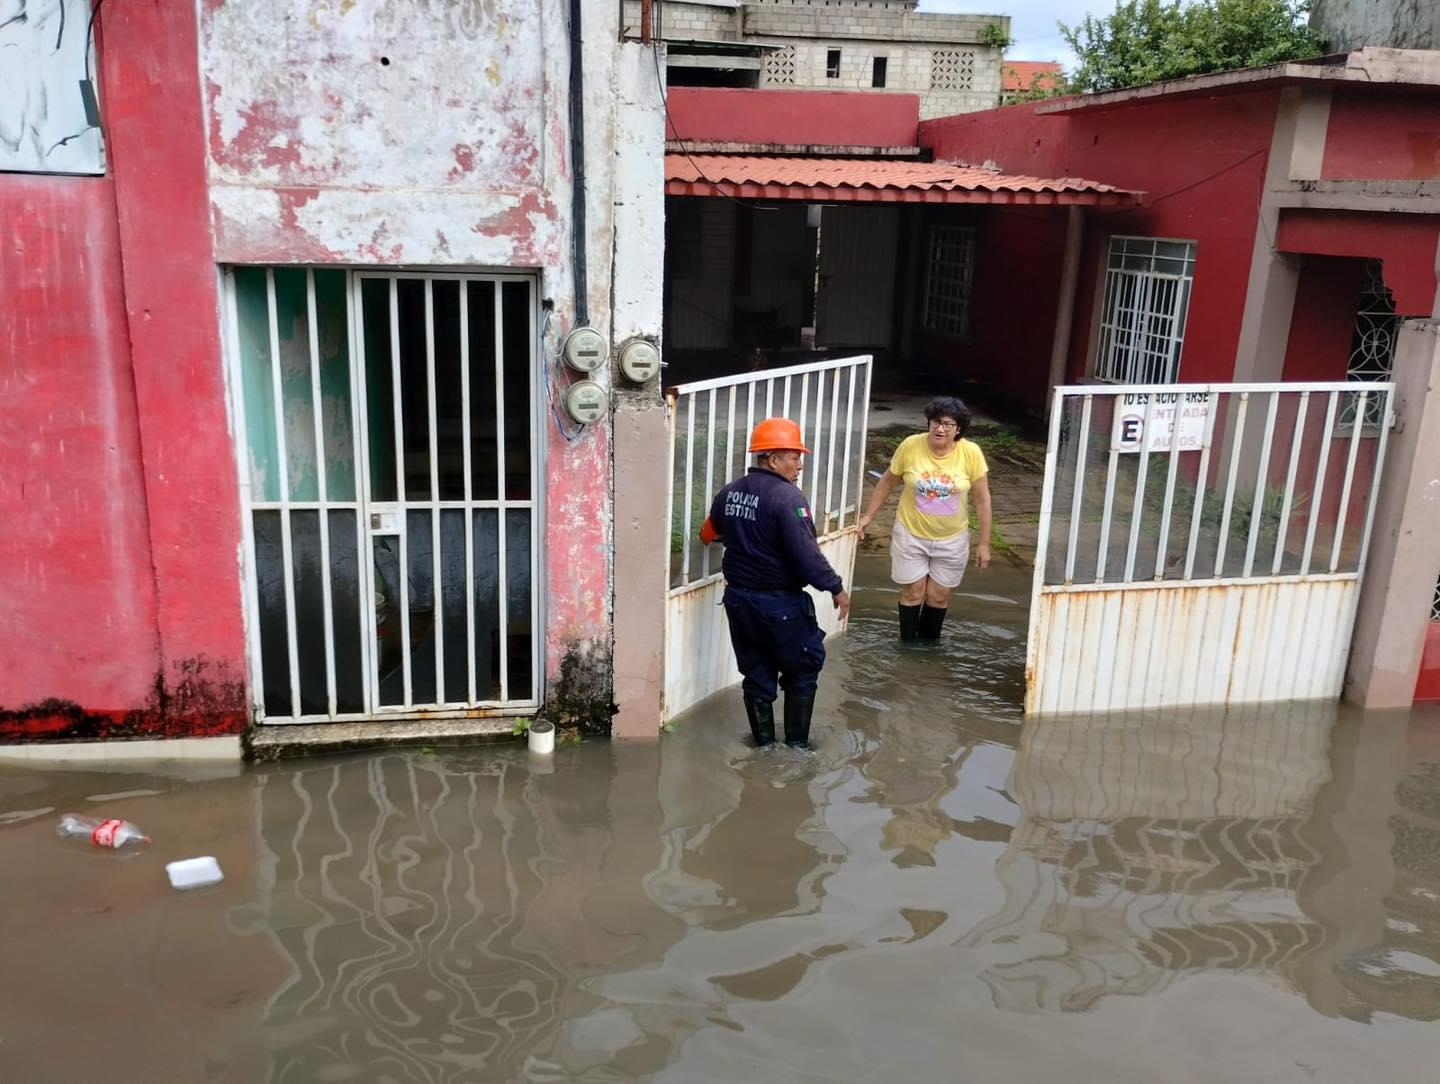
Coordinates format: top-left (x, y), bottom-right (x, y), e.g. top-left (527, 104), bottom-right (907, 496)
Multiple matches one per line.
top-left (918, 0), bottom-right (1107, 69)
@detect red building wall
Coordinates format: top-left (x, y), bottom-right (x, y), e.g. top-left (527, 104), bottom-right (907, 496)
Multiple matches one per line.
top-left (910, 205), bottom-right (1071, 412)
top-left (921, 92), bottom-right (1281, 400)
top-left (665, 87), bottom-right (920, 148)
top-left (0, 4), bottom-right (248, 741)
top-left (1322, 89), bottom-right (1440, 181)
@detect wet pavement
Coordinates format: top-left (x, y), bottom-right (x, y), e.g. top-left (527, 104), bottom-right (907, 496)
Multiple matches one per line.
top-left (4, 557), bottom-right (1440, 1082)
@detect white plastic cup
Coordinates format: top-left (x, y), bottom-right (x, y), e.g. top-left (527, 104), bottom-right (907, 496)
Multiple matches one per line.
top-left (528, 720), bottom-right (555, 755)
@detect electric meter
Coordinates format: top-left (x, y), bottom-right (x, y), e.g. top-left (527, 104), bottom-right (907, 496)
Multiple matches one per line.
top-left (564, 380), bottom-right (607, 424)
top-left (618, 339), bottom-right (661, 384)
top-left (562, 327), bottom-right (607, 372)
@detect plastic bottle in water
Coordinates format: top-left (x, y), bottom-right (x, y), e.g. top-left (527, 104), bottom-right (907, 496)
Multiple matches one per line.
top-left (57, 813), bottom-right (150, 849)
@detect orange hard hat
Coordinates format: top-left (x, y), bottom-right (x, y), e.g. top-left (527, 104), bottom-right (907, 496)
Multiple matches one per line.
top-left (748, 417), bottom-right (810, 454)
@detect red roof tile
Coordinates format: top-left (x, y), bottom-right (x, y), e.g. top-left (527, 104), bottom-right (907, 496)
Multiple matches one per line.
top-left (664, 155), bottom-right (1139, 205)
top-left (1003, 61), bottom-right (1063, 92)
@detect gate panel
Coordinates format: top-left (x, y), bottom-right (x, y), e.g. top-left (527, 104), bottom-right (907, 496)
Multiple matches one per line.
top-left (1028, 382), bottom-right (1394, 716)
top-left (664, 356), bottom-right (871, 721)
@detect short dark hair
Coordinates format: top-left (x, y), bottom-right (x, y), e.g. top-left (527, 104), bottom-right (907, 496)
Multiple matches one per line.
top-left (924, 396), bottom-right (971, 438)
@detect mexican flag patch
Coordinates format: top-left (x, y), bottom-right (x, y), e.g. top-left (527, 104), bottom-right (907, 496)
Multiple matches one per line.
top-left (796, 506), bottom-right (810, 520)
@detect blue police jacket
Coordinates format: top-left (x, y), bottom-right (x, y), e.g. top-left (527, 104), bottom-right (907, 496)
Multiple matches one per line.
top-left (705, 467), bottom-right (844, 595)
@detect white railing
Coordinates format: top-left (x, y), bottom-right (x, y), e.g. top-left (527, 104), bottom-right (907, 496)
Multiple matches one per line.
top-left (1034, 381), bottom-right (1395, 591)
top-left (666, 354), bottom-right (873, 592)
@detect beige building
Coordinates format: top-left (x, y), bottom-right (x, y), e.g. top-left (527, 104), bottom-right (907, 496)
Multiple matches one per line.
top-left (623, 0), bottom-right (1009, 118)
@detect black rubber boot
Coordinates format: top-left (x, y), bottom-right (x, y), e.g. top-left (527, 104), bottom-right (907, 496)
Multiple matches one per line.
top-left (783, 693), bottom-right (816, 749)
top-left (744, 696), bottom-right (776, 747)
top-left (898, 603), bottom-right (922, 642)
top-left (918, 604), bottom-right (948, 641)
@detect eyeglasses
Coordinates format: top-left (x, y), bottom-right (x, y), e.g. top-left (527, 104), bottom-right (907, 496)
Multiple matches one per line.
top-left (928, 420), bottom-right (958, 432)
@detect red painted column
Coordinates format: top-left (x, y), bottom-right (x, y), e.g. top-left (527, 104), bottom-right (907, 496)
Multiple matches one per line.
top-left (99, 4), bottom-right (248, 733)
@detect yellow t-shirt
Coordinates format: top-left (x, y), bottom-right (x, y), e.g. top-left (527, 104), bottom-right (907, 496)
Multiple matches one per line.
top-left (889, 434), bottom-right (988, 541)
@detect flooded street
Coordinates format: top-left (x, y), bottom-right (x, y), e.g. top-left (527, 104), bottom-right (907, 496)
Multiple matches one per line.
top-left (4, 557), bottom-right (1440, 1082)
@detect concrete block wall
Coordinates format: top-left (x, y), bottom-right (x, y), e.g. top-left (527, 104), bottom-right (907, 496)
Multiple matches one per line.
top-left (743, 5), bottom-right (1005, 45)
top-left (757, 39), bottom-right (1002, 113)
top-left (623, 0), bottom-right (740, 40)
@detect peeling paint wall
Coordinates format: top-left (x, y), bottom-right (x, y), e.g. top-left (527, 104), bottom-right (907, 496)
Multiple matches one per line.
top-left (5, 0), bottom-right (666, 741)
top-left (200, 1), bottom-right (666, 716)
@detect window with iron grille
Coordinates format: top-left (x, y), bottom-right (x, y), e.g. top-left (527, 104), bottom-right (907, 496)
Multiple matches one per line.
top-left (922, 226), bottom-right (976, 340)
top-left (1095, 237), bottom-right (1196, 384)
top-left (1432, 574), bottom-right (1440, 622)
top-left (1342, 259), bottom-right (1402, 429)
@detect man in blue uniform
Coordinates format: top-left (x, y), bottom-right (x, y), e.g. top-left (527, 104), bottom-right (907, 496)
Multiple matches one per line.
top-left (700, 418), bottom-right (851, 748)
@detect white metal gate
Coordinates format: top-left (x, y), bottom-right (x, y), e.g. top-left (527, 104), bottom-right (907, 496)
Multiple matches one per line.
top-left (664, 355), bottom-right (872, 720)
top-left (224, 268), bottom-right (540, 724)
top-left (1028, 381), bottom-right (1394, 715)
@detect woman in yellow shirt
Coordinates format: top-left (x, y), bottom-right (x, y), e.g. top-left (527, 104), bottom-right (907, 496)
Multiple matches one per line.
top-left (857, 396), bottom-right (991, 641)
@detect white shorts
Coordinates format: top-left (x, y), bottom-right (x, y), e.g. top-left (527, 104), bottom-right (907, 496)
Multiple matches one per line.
top-left (890, 521), bottom-right (970, 588)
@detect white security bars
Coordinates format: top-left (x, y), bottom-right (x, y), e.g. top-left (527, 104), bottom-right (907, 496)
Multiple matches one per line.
top-left (1095, 237), bottom-right (1196, 385)
top-left (1027, 381), bottom-right (1394, 715)
top-left (667, 355), bottom-right (873, 590)
top-left (225, 268), bottom-right (540, 724)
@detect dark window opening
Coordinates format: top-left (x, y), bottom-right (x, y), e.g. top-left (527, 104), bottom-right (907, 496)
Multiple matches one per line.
top-left (826, 49), bottom-right (841, 78)
top-left (872, 57), bottom-right (888, 88)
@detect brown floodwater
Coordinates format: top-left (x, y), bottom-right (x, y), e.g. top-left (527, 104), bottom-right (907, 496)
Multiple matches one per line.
top-left (3, 557), bottom-right (1439, 1082)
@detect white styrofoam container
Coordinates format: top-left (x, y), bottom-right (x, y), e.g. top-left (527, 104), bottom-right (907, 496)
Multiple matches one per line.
top-left (166, 856), bottom-right (224, 891)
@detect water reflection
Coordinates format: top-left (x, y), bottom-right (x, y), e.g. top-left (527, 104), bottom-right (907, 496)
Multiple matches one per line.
top-left (964, 704), bottom-right (1440, 1023)
top-left (3, 564), bottom-right (1439, 1081)
top-left (234, 744), bottom-right (689, 1081)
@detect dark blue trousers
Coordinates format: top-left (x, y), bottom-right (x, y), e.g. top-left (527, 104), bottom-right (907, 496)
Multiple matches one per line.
top-left (722, 586), bottom-right (826, 702)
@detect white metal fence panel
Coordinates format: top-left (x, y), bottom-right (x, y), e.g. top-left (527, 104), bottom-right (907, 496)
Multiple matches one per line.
top-left (1027, 381), bottom-right (1394, 715)
top-left (664, 355), bottom-right (871, 720)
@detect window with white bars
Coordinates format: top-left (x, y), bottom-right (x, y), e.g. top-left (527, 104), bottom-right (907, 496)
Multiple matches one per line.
top-left (1095, 236), bottom-right (1196, 384)
top-left (922, 225), bottom-right (976, 340)
top-left (931, 48), bottom-right (976, 90)
top-left (1432, 574), bottom-right (1440, 622)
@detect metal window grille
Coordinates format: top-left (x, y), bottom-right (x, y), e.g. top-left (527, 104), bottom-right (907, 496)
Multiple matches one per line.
top-left (1432, 574), bottom-right (1440, 622)
top-left (930, 48), bottom-right (976, 90)
top-left (1343, 260), bottom-right (1401, 429)
top-left (922, 225), bottom-right (976, 340)
top-left (1095, 237), bottom-right (1196, 385)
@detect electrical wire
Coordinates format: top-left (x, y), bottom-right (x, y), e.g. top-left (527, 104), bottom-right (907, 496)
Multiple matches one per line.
top-left (651, 41), bottom-right (779, 213)
top-left (540, 309), bottom-right (586, 443)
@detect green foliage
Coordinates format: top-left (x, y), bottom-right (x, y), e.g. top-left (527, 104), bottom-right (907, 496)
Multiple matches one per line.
top-left (511, 717), bottom-right (531, 737)
top-left (1061, 0), bottom-right (1325, 94)
top-left (980, 23), bottom-right (1013, 49)
top-left (661, 720), bottom-right (677, 735)
top-left (973, 427), bottom-right (1022, 458)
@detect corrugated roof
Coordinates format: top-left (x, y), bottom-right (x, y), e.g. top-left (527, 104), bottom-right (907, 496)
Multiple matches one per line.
top-left (665, 154), bottom-right (1140, 205)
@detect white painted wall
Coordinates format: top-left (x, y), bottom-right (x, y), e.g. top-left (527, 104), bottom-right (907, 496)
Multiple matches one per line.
top-left (0, 0), bottom-right (104, 174)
